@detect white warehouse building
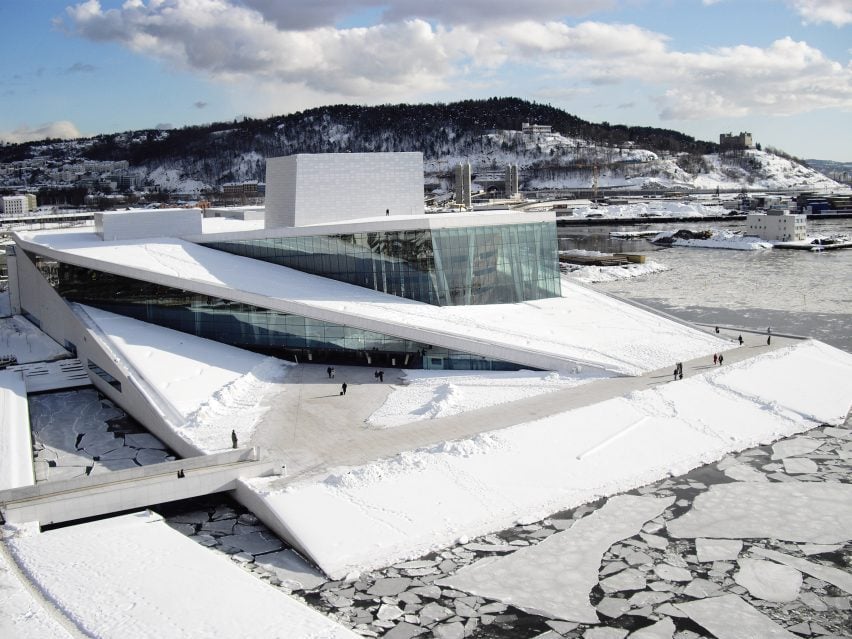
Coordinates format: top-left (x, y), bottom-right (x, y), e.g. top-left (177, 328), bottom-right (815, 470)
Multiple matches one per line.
top-left (746, 211), bottom-right (807, 242)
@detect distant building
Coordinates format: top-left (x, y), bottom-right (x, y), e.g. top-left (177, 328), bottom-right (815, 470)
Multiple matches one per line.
top-left (719, 132), bottom-right (754, 150)
top-left (454, 162), bottom-right (472, 209)
top-left (505, 164), bottom-right (519, 198)
top-left (1, 194), bottom-right (36, 216)
top-left (746, 210), bottom-right (806, 242)
top-left (222, 181), bottom-right (263, 199)
top-left (522, 122), bottom-right (552, 136)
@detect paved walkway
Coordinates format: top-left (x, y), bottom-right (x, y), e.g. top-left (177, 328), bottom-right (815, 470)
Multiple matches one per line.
top-left (251, 328), bottom-right (800, 482)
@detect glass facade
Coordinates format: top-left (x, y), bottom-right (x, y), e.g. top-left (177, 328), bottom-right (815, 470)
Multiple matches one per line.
top-left (27, 253), bottom-right (526, 371)
top-left (202, 222), bottom-right (561, 306)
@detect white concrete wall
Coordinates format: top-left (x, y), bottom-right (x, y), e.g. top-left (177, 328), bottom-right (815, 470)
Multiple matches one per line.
top-left (265, 152), bottom-right (424, 228)
top-left (10, 250), bottom-right (201, 459)
top-left (96, 209), bottom-right (203, 240)
top-left (0, 371), bottom-right (34, 491)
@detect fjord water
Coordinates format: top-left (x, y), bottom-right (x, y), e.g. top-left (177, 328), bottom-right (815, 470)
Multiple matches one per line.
top-left (558, 219), bottom-right (852, 353)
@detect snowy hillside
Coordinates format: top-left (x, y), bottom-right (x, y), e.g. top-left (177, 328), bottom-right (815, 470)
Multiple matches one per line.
top-left (2, 98), bottom-right (843, 194)
top-left (432, 128), bottom-right (842, 192)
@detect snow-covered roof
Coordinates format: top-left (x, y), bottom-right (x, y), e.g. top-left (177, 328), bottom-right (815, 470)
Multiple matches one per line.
top-left (14, 228), bottom-right (726, 375)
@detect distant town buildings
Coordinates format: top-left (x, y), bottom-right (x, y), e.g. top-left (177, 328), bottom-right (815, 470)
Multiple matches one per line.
top-left (222, 180), bottom-right (264, 200)
top-left (1, 193), bottom-right (37, 216)
top-left (522, 122), bottom-right (552, 137)
top-left (454, 162), bottom-right (472, 209)
top-left (719, 132), bottom-right (754, 150)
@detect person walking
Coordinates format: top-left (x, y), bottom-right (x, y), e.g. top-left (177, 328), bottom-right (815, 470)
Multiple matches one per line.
top-left (341, 382), bottom-right (347, 395)
top-left (738, 335), bottom-right (743, 346)
top-left (330, 367), bottom-right (335, 379)
top-left (326, 366), bottom-right (332, 379)
top-left (718, 354), bottom-right (724, 365)
top-left (767, 335), bottom-right (771, 345)
top-left (713, 353), bottom-right (718, 365)
top-left (378, 370), bottom-right (384, 382)
top-left (231, 429), bottom-right (238, 449)
top-left (715, 326), bottom-right (720, 334)
top-left (673, 367), bottom-right (678, 381)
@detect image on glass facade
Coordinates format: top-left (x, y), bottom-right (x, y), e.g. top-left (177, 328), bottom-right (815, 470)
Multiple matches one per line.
top-left (202, 222), bottom-right (560, 306)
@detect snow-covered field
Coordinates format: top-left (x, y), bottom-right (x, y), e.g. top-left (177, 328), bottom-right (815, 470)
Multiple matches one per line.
top-left (250, 340), bottom-right (852, 578)
top-left (80, 306), bottom-right (293, 452)
top-left (367, 369), bottom-right (606, 428)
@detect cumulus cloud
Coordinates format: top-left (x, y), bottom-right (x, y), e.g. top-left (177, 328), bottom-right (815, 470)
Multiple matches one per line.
top-left (59, 0), bottom-right (852, 121)
top-left (788, 0), bottom-right (852, 26)
top-left (0, 121), bottom-right (82, 143)
top-left (241, 0), bottom-right (614, 29)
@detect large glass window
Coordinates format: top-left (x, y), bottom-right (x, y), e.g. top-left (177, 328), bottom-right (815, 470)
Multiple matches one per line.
top-left (202, 221), bottom-right (560, 306)
top-left (27, 253), bottom-right (527, 371)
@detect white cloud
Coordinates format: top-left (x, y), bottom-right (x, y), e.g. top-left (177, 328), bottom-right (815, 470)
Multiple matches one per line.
top-left (241, 0), bottom-right (615, 29)
top-left (788, 0), bottom-right (852, 26)
top-left (0, 121), bottom-right (82, 143)
top-left (60, 1), bottom-right (852, 121)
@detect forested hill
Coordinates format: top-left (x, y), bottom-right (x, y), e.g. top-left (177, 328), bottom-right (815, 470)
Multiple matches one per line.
top-left (1, 97), bottom-right (713, 170)
top-left (5, 97), bottom-right (838, 193)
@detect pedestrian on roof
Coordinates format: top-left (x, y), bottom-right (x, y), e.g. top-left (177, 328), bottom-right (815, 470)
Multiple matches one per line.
top-left (719, 354), bottom-right (724, 365)
top-left (341, 382), bottom-right (347, 395)
top-left (738, 335), bottom-right (743, 346)
top-left (713, 353), bottom-right (718, 365)
top-left (231, 429), bottom-right (238, 449)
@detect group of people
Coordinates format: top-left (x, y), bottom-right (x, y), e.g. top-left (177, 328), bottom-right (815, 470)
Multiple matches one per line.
top-left (713, 353), bottom-right (724, 366)
top-left (326, 366), bottom-right (336, 378)
top-left (672, 362), bottom-right (684, 381)
top-left (374, 370), bottom-right (385, 382)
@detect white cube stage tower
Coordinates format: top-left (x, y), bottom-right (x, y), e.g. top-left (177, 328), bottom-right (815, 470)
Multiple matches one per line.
top-left (265, 152), bottom-right (424, 228)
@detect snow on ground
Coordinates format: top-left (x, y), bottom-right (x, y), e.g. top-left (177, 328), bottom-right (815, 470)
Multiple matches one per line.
top-left (0, 316), bottom-right (69, 363)
top-left (653, 229), bottom-right (773, 250)
top-left (249, 340), bottom-right (852, 578)
top-left (436, 494), bottom-right (673, 623)
top-left (0, 545), bottom-right (71, 639)
top-left (367, 370), bottom-right (607, 428)
top-left (80, 305), bottom-right (292, 452)
top-left (569, 201), bottom-right (727, 219)
top-left (562, 260), bottom-right (670, 284)
top-left (18, 230), bottom-right (729, 376)
top-left (2, 512), bottom-right (357, 639)
top-left (666, 482), bottom-right (852, 544)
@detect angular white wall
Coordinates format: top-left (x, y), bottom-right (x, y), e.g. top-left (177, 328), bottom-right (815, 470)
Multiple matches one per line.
top-left (265, 152), bottom-right (424, 228)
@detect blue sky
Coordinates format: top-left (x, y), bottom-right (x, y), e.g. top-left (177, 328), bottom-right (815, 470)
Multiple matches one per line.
top-left (1, 0), bottom-right (850, 160)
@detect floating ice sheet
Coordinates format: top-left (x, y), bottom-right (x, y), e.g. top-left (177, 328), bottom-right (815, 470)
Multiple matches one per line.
top-left (667, 482), bottom-right (852, 543)
top-left (435, 494), bottom-right (673, 623)
top-left (750, 547), bottom-right (852, 594)
top-left (674, 594), bottom-right (798, 638)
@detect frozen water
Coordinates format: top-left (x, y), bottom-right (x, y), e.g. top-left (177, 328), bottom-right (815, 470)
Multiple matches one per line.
top-left (667, 482), bottom-right (852, 543)
top-left (674, 594), bottom-right (799, 638)
top-left (628, 617), bottom-right (675, 639)
top-left (783, 457), bottom-right (819, 474)
top-left (695, 538), bottom-right (743, 563)
top-left (436, 494), bottom-right (673, 623)
top-left (722, 464), bottom-right (768, 482)
top-left (750, 547), bottom-right (852, 594)
top-left (652, 563), bottom-right (692, 582)
top-left (771, 437), bottom-right (823, 460)
top-left (733, 559), bottom-right (802, 602)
